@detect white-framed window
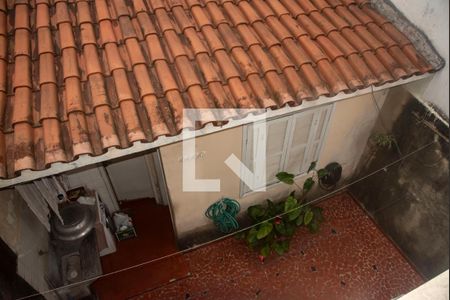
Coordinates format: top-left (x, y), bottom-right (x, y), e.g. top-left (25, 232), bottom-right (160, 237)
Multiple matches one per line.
top-left (240, 104), bottom-right (334, 196)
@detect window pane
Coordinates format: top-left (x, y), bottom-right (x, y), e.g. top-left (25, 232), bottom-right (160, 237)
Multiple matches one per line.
top-left (285, 146), bottom-right (306, 174)
top-left (241, 104), bottom-right (333, 196)
top-left (291, 113), bottom-right (314, 146)
top-left (246, 124), bottom-right (253, 157)
top-left (301, 142), bottom-right (320, 173)
top-left (267, 154), bottom-right (283, 183)
top-left (267, 120), bottom-right (288, 155)
top-left (315, 110), bottom-right (327, 140)
top-left (311, 142), bottom-right (320, 161)
top-left (248, 153), bottom-right (283, 184)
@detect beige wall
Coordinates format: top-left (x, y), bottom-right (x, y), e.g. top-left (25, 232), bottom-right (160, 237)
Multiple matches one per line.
top-left (160, 127), bottom-right (243, 236)
top-left (160, 91), bottom-right (388, 238)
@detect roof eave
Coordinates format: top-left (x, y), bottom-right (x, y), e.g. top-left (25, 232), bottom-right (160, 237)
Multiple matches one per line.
top-left (0, 72), bottom-right (435, 189)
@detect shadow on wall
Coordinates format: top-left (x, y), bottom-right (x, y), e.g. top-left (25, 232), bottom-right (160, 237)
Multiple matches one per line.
top-left (0, 189), bottom-right (50, 298)
top-left (349, 86), bottom-right (449, 279)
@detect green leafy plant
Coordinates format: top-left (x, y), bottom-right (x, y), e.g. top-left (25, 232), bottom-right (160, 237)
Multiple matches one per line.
top-left (237, 162), bottom-right (327, 261)
top-left (371, 133), bottom-right (397, 149)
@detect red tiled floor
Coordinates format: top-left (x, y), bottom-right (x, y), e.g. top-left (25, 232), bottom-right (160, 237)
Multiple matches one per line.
top-left (131, 192), bottom-right (423, 300)
top-left (100, 199), bottom-right (179, 273)
top-left (91, 199), bottom-right (190, 300)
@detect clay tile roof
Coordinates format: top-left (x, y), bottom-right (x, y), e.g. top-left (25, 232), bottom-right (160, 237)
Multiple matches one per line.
top-left (0, 0), bottom-right (437, 179)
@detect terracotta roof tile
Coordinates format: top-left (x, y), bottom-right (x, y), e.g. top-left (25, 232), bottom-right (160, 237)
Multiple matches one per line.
top-left (402, 44), bottom-right (433, 73)
top-left (363, 50), bottom-right (395, 84)
top-left (0, 0), bottom-right (436, 178)
top-left (14, 29), bottom-right (31, 57)
top-left (14, 4), bottom-right (30, 30)
top-left (0, 33), bottom-right (5, 60)
top-left (348, 4), bottom-right (373, 25)
top-left (11, 87), bottom-right (32, 125)
top-left (42, 118), bottom-right (67, 165)
top-left (13, 56), bottom-right (32, 89)
top-left (310, 0), bottom-right (332, 11)
top-left (39, 83), bottom-right (59, 121)
top-left (281, 0), bottom-right (306, 18)
top-left (326, 0), bottom-right (344, 8)
top-left (39, 53), bottom-right (57, 85)
top-left (375, 47), bottom-right (408, 79)
top-left (309, 11), bottom-right (337, 35)
top-left (297, 14), bottom-right (325, 39)
top-left (13, 122), bottom-right (35, 172)
top-left (297, 0), bottom-right (320, 14)
top-left (336, 5), bottom-right (363, 27)
top-left (323, 7), bottom-right (350, 30)
top-left (361, 4), bottom-right (390, 26)
top-left (266, 0), bottom-right (290, 17)
top-left (62, 48), bottom-right (80, 79)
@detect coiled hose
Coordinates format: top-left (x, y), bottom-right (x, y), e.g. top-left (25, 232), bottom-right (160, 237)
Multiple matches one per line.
top-left (205, 197), bottom-right (240, 233)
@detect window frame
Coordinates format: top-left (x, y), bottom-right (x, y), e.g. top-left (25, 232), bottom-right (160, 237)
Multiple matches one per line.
top-left (240, 103), bottom-right (334, 197)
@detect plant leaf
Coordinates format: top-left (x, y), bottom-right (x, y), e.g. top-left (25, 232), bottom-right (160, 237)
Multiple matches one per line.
top-left (272, 242), bottom-right (285, 255)
top-left (275, 202), bottom-right (285, 214)
top-left (308, 220), bottom-right (320, 233)
top-left (248, 205), bottom-right (266, 221)
top-left (260, 244), bottom-right (271, 257)
top-left (266, 200), bottom-right (275, 216)
top-left (257, 222), bottom-right (273, 239)
top-left (307, 207), bottom-right (324, 234)
top-left (276, 172), bottom-right (295, 185)
top-left (317, 169), bottom-right (329, 179)
top-left (303, 177), bottom-right (315, 192)
top-left (285, 222), bottom-right (296, 236)
top-left (246, 227), bottom-right (258, 245)
top-left (275, 222), bottom-right (287, 236)
top-left (288, 208), bottom-right (301, 221)
top-left (307, 161), bottom-right (317, 173)
top-left (304, 210), bottom-right (314, 225)
top-left (295, 213), bottom-right (304, 226)
top-left (284, 196), bottom-right (298, 213)
top-left (281, 240), bottom-right (290, 251)
top-left (312, 207), bottom-right (324, 223)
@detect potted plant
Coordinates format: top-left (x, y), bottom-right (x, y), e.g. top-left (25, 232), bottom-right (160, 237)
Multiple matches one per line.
top-left (237, 161), bottom-right (341, 261)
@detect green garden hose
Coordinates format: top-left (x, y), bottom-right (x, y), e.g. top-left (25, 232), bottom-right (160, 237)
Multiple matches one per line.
top-left (205, 197), bottom-right (240, 233)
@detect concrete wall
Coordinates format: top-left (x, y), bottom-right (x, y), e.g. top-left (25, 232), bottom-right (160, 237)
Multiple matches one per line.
top-left (160, 91), bottom-right (388, 242)
top-left (391, 0), bottom-right (449, 117)
top-left (0, 189), bottom-right (51, 296)
top-left (350, 86), bottom-right (449, 279)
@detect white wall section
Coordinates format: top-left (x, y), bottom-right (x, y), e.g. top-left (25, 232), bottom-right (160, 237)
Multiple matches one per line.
top-left (65, 166), bottom-right (119, 212)
top-left (391, 0), bottom-right (449, 118)
top-left (105, 155), bottom-right (155, 201)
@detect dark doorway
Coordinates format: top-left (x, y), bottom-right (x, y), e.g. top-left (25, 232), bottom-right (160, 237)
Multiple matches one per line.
top-left (0, 238), bottom-right (42, 300)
